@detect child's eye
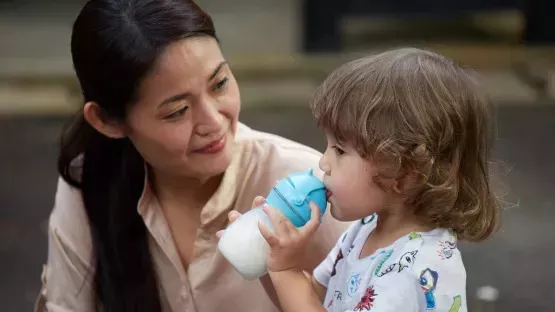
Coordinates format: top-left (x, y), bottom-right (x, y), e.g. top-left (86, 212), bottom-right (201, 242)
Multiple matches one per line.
top-left (213, 77), bottom-right (228, 91)
top-left (332, 146), bottom-right (345, 156)
top-left (165, 106), bottom-right (189, 119)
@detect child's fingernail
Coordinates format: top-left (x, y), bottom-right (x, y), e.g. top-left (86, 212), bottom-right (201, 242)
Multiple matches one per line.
top-left (229, 211), bottom-right (239, 218)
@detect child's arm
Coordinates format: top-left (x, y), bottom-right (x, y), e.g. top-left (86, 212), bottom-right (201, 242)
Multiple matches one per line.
top-left (269, 270), bottom-right (326, 312)
top-left (260, 270), bottom-right (327, 311)
top-left (303, 271), bottom-right (327, 302)
top-left (257, 202), bottom-right (328, 312)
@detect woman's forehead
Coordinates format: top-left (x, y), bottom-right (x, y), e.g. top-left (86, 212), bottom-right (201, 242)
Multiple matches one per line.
top-left (151, 36), bottom-right (224, 81)
top-left (135, 37), bottom-right (226, 106)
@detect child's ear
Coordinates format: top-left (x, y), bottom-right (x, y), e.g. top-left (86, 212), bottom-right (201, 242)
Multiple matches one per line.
top-left (392, 169), bottom-right (419, 195)
top-left (391, 179), bottom-right (402, 194)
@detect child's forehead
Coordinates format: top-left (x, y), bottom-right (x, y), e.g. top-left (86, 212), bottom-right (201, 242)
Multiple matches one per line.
top-left (323, 131), bottom-right (335, 138)
top-left (324, 131), bottom-right (352, 146)
top-left (323, 131), bottom-right (340, 142)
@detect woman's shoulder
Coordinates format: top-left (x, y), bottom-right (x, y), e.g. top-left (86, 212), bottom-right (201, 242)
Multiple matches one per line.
top-left (49, 176), bottom-right (93, 259)
top-left (235, 122), bottom-right (323, 175)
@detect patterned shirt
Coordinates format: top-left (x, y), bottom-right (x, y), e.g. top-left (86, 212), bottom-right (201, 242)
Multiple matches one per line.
top-left (313, 214), bottom-right (467, 312)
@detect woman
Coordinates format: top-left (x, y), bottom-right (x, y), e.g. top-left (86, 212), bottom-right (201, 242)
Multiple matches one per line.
top-left (34, 0), bottom-right (347, 311)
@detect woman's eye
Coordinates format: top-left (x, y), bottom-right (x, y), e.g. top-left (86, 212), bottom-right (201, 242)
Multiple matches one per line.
top-left (165, 106), bottom-right (188, 119)
top-left (213, 77), bottom-right (228, 91)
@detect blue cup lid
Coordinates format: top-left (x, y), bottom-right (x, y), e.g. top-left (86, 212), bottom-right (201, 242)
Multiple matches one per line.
top-left (266, 169), bottom-right (327, 226)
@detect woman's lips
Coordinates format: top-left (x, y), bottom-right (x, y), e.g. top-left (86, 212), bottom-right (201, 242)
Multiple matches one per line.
top-left (326, 190), bottom-right (333, 198)
top-left (194, 135), bottom-right (226, 154)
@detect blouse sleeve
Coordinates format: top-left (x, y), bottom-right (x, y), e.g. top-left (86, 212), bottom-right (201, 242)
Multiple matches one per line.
top-left (37, 178), bottom-right (95, 312)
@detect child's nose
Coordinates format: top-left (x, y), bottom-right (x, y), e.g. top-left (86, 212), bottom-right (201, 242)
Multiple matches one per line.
top-left (319, 155), bottom-right (331, 175)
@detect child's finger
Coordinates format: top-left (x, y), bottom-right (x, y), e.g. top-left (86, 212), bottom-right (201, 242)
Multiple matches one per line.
top-left (251, 196), bottom-right (266, 209)
top-left (216, 230), bottom-right (224, 239)
top-left (283, 216), bottom-right (299, 238)
top-left (263, 204), bottom-right (290, 237)
top-left (258, 221), bottom-right (280, 248)
top-left (309, 201), bottom-right (321, 222)
top-left (262, 204), bottom-right (281, 232)
top-left (228, 210), bottom-right (242, 223)
top-left (300, 201), bottom-right (322, 237)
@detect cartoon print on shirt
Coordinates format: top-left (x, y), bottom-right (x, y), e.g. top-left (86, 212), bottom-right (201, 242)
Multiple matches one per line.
top-left (370, 249), bottom-right (386, 261)
top-left (409, 232), bottom-right (421, 240)
top-left (373, 249), bottom-right (394, 276)
top-left (331, 249), bottom-right (344, 277)
top-left (376, 250), bottom-right (418, 277)
top-left (354, 286), bottom-right (377, 311)
top-left (419, 268), bottom-right (439, 310)
top-left (449, 295), bottom-right (462, 312)
top-left (347, 273), bottom-right (362, 297)
top-left (327, 290), bottom-right (343, 308)
top-left (334, 290), bottom-right (343, 300)
top-left (437, 239), bottom-right (457, 260)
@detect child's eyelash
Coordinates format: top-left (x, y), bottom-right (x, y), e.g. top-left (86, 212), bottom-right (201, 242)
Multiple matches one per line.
top-left (332, 146), bottom-right (345, 155)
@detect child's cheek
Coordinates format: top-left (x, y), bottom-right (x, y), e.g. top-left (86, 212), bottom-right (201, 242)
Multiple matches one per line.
top-left (330, 183), bottom-right (347, 205)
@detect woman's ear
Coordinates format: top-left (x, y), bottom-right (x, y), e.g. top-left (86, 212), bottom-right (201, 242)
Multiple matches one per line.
top-left (83, 102), bottom-right (125, 139)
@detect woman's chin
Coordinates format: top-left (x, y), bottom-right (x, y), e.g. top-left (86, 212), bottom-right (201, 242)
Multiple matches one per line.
top-left (197, 146), bottom-right (235, 177)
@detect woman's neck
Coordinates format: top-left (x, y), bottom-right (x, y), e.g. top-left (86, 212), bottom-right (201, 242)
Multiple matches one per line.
top-left (150, 169), bottom-right (224, 211)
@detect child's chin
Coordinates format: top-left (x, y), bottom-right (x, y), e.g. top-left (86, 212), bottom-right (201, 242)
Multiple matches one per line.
top-left (329, 205), bottom-right (342, 220)
top-left (330, 206), bottom-right (357, 222)
top-left (331, 205), bottom-right (375, 222)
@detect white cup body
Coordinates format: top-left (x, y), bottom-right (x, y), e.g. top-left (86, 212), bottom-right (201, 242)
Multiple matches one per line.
top-left (217, 206), bottom-right (275, 280)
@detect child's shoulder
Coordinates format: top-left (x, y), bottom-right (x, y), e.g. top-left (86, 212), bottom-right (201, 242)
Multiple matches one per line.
top-left (370, 229), bottom-right (467, 311)
top-left (395, 228), bottom-right (466, 286)
top-left (333, 215), bottom-right (466, 279)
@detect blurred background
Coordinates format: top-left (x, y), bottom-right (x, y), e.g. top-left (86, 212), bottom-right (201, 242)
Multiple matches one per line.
top-left (1, 0), bottom-right (554, 311)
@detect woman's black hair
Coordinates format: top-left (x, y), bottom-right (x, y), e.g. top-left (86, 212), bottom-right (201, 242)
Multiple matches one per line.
top-left (58, 1), bottom-right (216, 310)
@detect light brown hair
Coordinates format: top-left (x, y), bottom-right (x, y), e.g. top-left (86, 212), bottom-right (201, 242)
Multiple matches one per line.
top-left (310, 48), bottom-right (500, 242)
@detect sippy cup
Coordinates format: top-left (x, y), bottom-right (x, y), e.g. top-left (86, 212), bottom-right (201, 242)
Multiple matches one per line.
top-left (217, 169), bottom-right (327, 280)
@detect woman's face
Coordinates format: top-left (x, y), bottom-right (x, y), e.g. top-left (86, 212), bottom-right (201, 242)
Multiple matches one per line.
top-left (125, 36), bottom-right (240, 181)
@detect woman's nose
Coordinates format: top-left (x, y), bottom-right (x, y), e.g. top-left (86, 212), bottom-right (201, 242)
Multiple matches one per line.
top-left (195, 99), bottom-right (223, 136)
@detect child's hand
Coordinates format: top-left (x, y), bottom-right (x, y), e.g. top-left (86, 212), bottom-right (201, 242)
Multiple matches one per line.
top-left (258, 201), bottom-right (322, 273)
top-left (215, 196), bottom-right (266, 239)
top-left (216, 180), bottom-right (280, 239)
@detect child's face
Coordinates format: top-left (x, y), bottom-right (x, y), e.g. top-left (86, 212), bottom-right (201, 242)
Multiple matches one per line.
top-left (319, 133), bottom-right (390, 221)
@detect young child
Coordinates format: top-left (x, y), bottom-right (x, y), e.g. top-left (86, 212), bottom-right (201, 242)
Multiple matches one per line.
top-left (219, 48), bottom-right (500, 312)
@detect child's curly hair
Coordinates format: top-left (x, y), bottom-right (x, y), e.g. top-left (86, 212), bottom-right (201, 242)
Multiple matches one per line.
top-left (310, 48), bottom-right (500, 242)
